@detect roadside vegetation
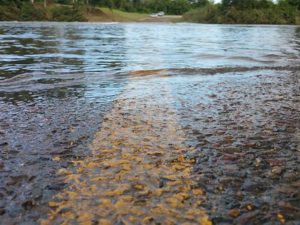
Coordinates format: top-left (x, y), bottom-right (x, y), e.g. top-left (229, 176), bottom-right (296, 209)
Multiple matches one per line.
top-left (183, 0), bottom-right (300, 25)
top-left (0, 0), bottom-right (300, 24)
top-left (0, 0), bottom-right (87, 21)
top-left (0, 0), bottom-right (191, 22)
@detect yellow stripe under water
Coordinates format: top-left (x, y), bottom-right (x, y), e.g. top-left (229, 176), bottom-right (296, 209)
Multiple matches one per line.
top-left (41, 78), bottom-right (212, 225)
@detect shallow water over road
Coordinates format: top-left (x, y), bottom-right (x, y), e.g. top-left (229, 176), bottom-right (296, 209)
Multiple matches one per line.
top-left (0, 23), bottom-right (299, 224)
top-left (0, 23), bottom-right (300, 92)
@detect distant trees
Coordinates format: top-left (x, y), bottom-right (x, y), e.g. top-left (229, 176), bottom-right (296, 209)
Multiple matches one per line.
top-left (134, 0), bottom-right (191, 15)
top-left (86, 0), bottom-right (193, 15)
top-left (28, 0), bottom-right (47, 8)
top-left (221, 0), bottom-right (273, 10)
top-left (183, 0), bottom-right (300, 24)
top-left (0, 0), bottom-right (87, 21)
top-left (0, 0), bottom-right (194, 14)
top-left (191, 0), bottom-right (209, 7)
top-left (1, 0), bottom-right (300, 13)
top-left (287, 0), bottom-right (300, 9)
top-left (89, 0), bottom-right (193, 14)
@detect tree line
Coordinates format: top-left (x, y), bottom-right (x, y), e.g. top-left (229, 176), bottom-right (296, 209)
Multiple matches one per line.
top-left (0, 0), bottom-right (300, 24)
top-left (221, 0), bottom-right (299, 10)
top-left (184, 0), bottom-right (300, 24)
top-left (0, 0), bottom-right (198, 15)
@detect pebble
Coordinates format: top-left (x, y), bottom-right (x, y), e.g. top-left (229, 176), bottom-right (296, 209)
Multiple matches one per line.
top-left (0, 160), bottom-right (4, 170)
top-left (227, 209), bottom-right (241, 218)
top-left (0, 142), bottom-right (8, 146)
top-left (0, 207), bottom-right (5, 215)
top-left (271, 166), bottom-right (283, 175)
top-left (236, 211), bottom-right (259, 225)
top-left (242, 180), bottom-right (264, 193)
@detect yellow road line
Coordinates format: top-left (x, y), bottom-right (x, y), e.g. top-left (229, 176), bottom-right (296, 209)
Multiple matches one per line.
top-left (41, 78), bottom-right (212, 225)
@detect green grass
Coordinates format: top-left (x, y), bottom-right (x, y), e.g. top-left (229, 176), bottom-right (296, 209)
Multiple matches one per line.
top-left (89, 7), bottom-right (149, 22)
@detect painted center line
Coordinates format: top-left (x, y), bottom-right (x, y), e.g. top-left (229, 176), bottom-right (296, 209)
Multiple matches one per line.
top-left (41, 77), bottom-right (211, 225)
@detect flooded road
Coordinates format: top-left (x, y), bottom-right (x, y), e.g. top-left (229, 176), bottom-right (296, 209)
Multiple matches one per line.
top-left (0, 22), bottom-right (299, 224)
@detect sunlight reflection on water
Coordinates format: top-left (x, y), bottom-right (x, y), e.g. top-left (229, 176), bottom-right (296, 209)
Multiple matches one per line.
top-left (0, 22), bottom-right (299, 101)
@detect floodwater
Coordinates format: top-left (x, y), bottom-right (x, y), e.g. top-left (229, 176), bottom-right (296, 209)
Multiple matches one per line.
top-left (0, 22), bottom-right (299, 225)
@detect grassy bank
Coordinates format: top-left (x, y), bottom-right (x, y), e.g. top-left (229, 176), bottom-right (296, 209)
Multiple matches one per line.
top-left (87, 7), bottom-right (149, 22)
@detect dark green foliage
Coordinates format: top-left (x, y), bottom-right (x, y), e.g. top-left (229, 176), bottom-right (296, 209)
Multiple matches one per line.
top-left (183, 4), bottom-right (219, 23)
top-left (0, 5), bottom-right (19, 20)
top-left (166, 0), bottom-right (192, 15)
top-left (221, 0), bottom-right (273, 10)
top-left (191, 0), bottom-right (209, 7)
top-left (56, 0), bottom-right (73, 4)
top-left (20, 3), bottom-right (47, 21)
top-left (133, 0), bottom-right (190, 15)
top-left (183, 0), bottom-right (300, 24)
top-left (287, 0), bottom-right (300, 9)
top-left (0, 1), bottom-right (87, 21)
top-left (0, 1), bottom-right (47, 21)
top-left (50, 6), bottom-right (87, 21)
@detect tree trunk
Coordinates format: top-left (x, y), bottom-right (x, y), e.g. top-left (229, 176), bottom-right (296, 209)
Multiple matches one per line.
top-left (44, 0), bottom-right (47, 8)
top-left (31, 0), bottom-right (34, 4)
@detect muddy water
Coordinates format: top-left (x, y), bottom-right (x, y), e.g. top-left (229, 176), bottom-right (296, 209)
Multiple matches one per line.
top-left (0, 22), bottom-right (300, 224)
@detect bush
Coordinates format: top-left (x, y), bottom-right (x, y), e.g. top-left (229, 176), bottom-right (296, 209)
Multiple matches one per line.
top-left (183, 4), bottom-right (300, 24)
top-left (167, 0), bottom-right (191, 15)
top-left (183, 5), bottom-right (219, 23)
top-left (50, 5), bottom-right (87, 22)
top-left (0, 2), bottom-right (47, 21)
top-left (20, 3), bottom-right (47, 21)
top-left (0, 5), bottom-right (20, 20)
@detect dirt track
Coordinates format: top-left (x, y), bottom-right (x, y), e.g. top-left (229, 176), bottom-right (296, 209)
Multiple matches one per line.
top-left (139, 15), bottom-right (182, 23)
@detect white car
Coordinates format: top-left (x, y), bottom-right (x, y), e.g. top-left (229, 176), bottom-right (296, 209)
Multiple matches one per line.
top-left (157, 12), bottom-right (165, 16)
top-left (150, 12), bottom-right (165, 17)
top-left (150, 14), bottom-right (158, 17)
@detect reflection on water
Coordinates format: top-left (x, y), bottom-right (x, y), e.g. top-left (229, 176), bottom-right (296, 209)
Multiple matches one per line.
top-left (0, 22), bottom-right (300, 102)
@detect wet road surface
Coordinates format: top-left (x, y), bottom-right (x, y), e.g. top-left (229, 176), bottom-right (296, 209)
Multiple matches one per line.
top-left (0, 23), bottom-right (299, 224)
top-left (41, 78), bottom-right (211, 225)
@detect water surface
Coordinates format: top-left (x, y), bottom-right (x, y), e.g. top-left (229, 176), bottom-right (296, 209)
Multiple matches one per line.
top-left (0, 22), bottom-right (299, 225)
top-left (0, 22), bottom-right (300, 96)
